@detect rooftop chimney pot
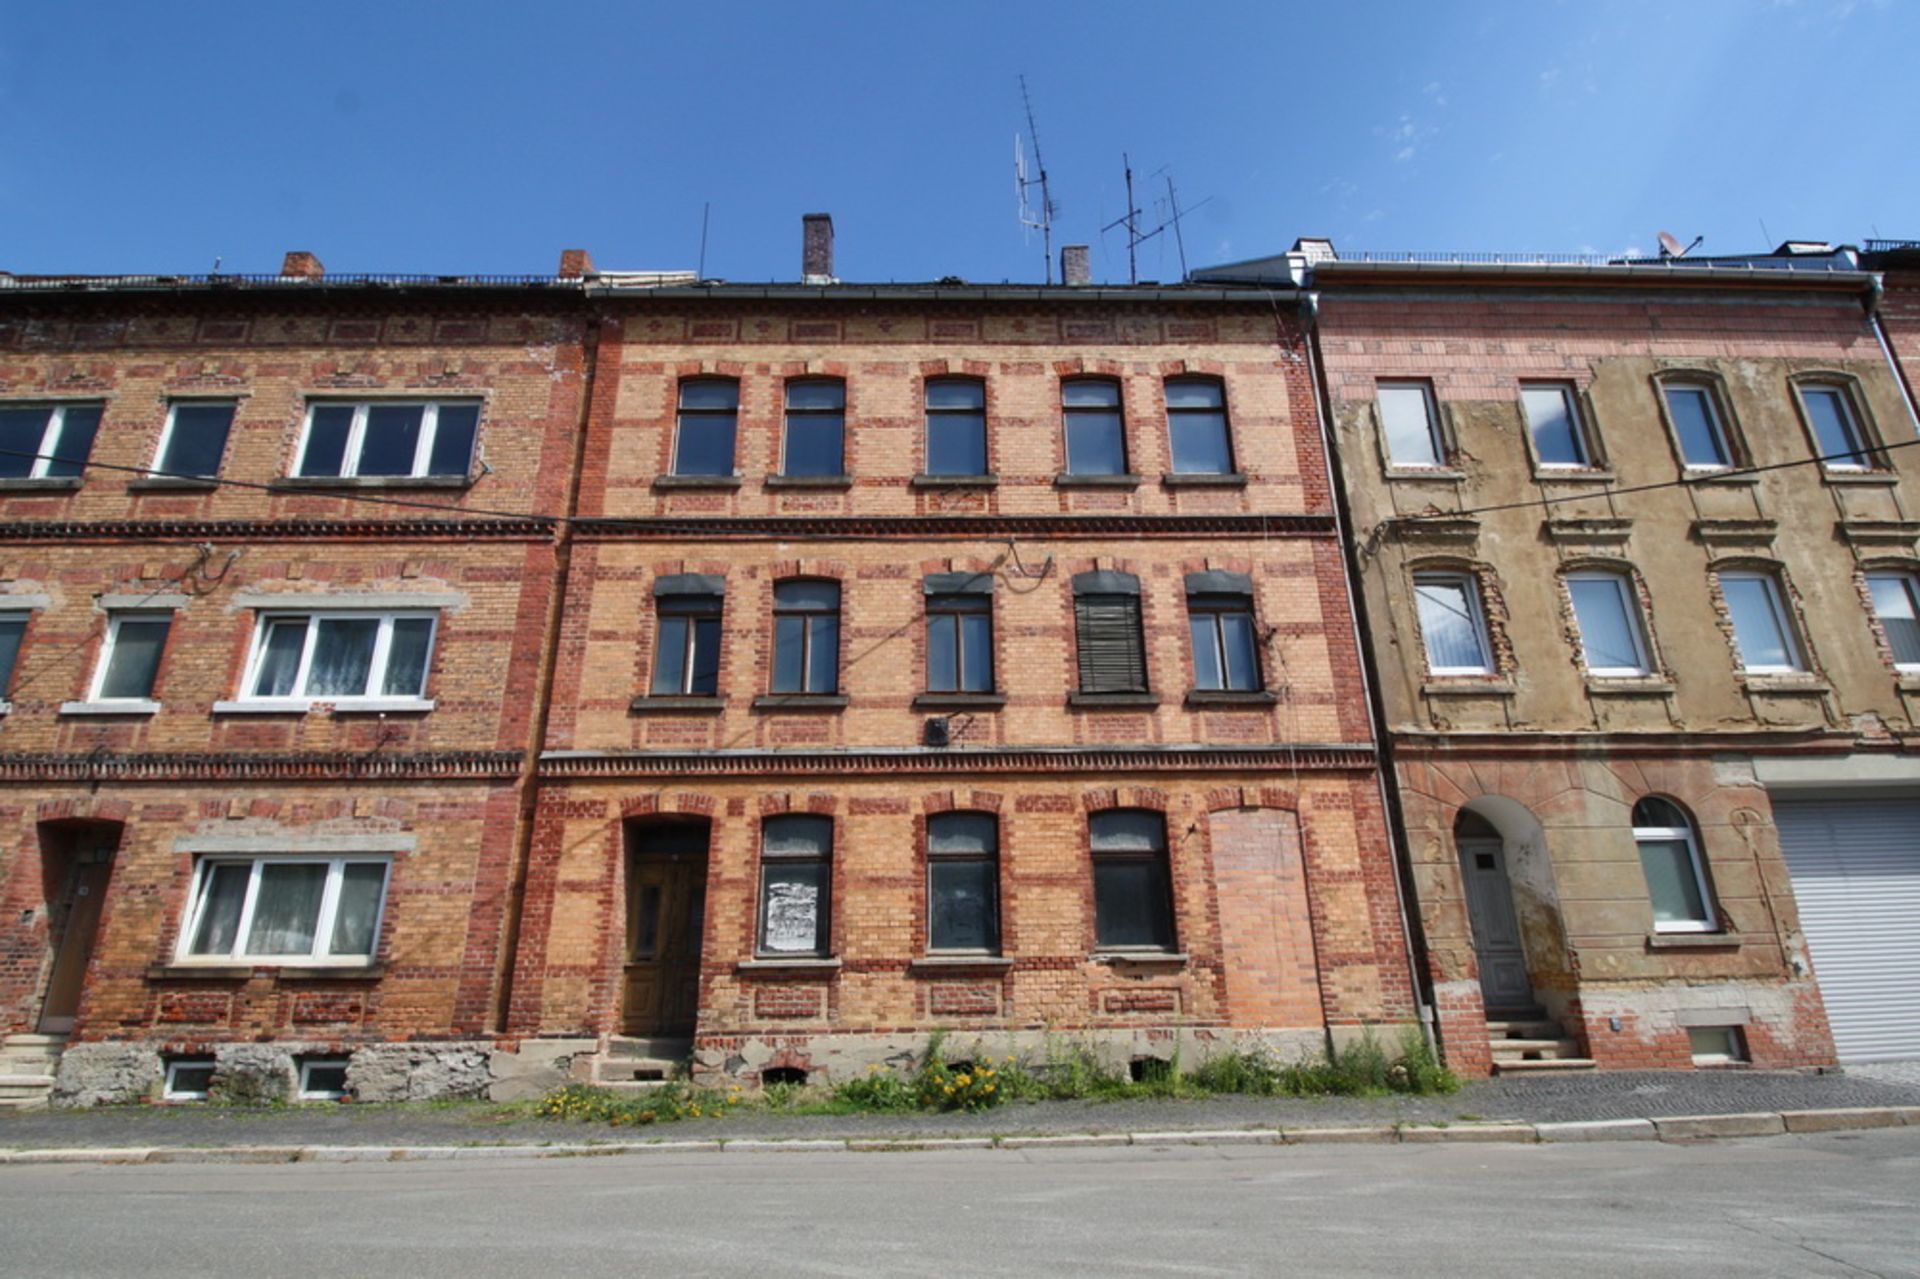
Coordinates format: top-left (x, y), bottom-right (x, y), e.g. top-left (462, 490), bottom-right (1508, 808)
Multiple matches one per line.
top-left (1061, 245), bottom-right (1091, 286)
top-left (803, 213), bottom-right (835, 283)
top-left (281, 251), bottom-right (325, 280)
top-left (558, 248), bottom-right (597, 279)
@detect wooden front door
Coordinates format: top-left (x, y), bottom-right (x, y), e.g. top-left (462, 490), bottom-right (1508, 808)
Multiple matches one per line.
top-left (39, 851), bottom-right (114, 1035)
top-left (621, 826), bottom-right (709, 1037)
top-left (1459, 837), bottom-right (1534, 1013)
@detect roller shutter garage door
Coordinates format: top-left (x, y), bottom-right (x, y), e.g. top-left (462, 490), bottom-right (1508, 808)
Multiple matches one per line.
top-left (1775, 798), bottom-right (1920, 1062)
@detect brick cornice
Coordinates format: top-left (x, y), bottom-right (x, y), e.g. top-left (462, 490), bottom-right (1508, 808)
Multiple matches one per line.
top-left (1387, 728), bottom-right (1877, 758)
top-left (571, 513), bottom-right (1335, 541)
top-left (538, 743), bottom-right (1377, 779)
top-left (0, 750), bottom-right (522, 782)
top-left (0, 518), bottom-right (552, 542)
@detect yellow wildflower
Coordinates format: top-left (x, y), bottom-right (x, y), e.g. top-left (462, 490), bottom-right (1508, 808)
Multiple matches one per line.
top-left (956, 1074), bottom-right (971, 1087)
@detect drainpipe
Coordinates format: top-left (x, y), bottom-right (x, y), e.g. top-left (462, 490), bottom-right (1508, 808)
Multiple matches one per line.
top-left (1298, 289), bottom-right (1439, 1054)
top-left (1864, 276), bottom-right (1920, 436)
top-left (491, 309), bottom-right (602, 1036)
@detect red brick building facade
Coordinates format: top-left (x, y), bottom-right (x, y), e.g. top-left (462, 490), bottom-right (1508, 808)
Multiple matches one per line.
top-left (0, 259), bottom-right (588, 1102)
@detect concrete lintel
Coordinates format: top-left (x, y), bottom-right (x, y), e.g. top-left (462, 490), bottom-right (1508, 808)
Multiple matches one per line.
top-left (228, 591), bottom-right (467, 613)
top-left (172, 833), bottom-right (417, 854)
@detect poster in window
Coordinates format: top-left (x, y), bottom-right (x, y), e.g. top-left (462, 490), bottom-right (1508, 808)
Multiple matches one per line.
top-left (763, 880), bottom-right (819, 952)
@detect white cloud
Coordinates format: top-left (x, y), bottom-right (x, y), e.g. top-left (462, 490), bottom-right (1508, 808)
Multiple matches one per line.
top-left (1394, 146), bottom-right (1415, 163)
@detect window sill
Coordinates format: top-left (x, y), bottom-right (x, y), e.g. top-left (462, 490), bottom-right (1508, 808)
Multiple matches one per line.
top-left (1646, 932), bottom-right (1741, 951)
top-left (1584, 677), bottom-right (1676, 696)
top-left (651, 474), bottom-right (743, 491)
top-left (1737, 674), bottom-right (1830, 695)
top-left (911, 473), bottom-right (999, 489)
top-left (1161, 472), bottom-right (1248, 489)
top-left (1184, 689), bottom-right (1279, 707)
top-left (1894, 673), bottom-right (1920, 693)
top-left (146, 965), bottom-right (255, 981)
top-left (1384, 467), bottom-right (1466, 483)
top-left (1053, 473), bottom-right (1141, 489)
top-left (1091, 951), bottom-right (1188, 967)
top-left (1419, 680), bottom-right (1514, 698)
top-left (751, 694), bottom-right (849, 713)
top-left (275, 964), bottom-right (386, 981)
top-left (127, 476), bottom-right (219, 492)
top-left (736, 957), bottom-right (843, 974)
top-left (912, 693), bottom-right (1007, 710)
top-left (59, 699), bottom-right (160, 717)
top-left (271, 475), bottom-right (473, 491)
top-left (764, 475), bottom-right (852, 490)
top-left (210, 698), bottom-right (435, 715)
top-left (1067, 692), bottom-right (1161, 709)
top-left (0, 476), bottom-right (83, 492)
top-left (908, 955), bottom-right (1014, 972)
top-left (629, 695), bottom-right (726, 714)
top-left (1532, 467), bottom-right (1616, 485)
top-left (1819, 469), bottom-right (1900, 486)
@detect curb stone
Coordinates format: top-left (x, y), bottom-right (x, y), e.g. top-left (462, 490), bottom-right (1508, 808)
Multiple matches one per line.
top-left (1399, 1123), bottom-right (1537, 1144)
top-left (2, 1107), bottom-right (1914, 1166)
top-left (1535, 1119), bottom-right (1658, 1143)
top-left (1653, 1113), bottom-right (1787, 1141)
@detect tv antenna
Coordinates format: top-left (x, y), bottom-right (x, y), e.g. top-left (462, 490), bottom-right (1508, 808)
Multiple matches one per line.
top-left (1658, 229), bottom-right (1703, 260)
top-left (1104, 158), bottom-right (1212, 284)
top-left (1015, 75), bottom-right (1057, 283)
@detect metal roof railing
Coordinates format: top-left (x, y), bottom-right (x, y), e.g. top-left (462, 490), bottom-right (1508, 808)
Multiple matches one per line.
top-left (0, 273), bottom-right (571, 292)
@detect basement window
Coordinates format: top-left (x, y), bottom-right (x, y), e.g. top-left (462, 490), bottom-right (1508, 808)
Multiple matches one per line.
top-left (297, 1056), bottom-right (351, 1101)
top-left (163, 1057), bottom-right (216, 1101)
top-left (1688, 1026), bottom-right (1747, 1066)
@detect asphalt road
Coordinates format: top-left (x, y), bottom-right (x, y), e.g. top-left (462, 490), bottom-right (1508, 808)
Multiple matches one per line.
top-left (3, 1129), bottom-right (1916, 1277)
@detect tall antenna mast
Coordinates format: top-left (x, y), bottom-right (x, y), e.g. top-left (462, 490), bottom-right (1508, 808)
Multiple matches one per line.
top-left (1015, 75), bottom-right (1057, 283)
top-left (1102, 153), bottom-right (1149, 284)
top-left (1165, 175), bottom-right (1189, 279)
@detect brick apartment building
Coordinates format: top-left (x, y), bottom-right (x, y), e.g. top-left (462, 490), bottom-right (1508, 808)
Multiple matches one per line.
top-left (508, 226), bottom-right (1417, 1089)
top-left (1199, 238), bottom-right (1920, 1074)
top-left (0, 257), bottom-right (589, 1104)
top-left (0, 226), bottom-right (1423, 1104)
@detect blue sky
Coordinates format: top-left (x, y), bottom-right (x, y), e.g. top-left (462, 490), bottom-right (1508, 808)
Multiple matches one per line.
top-left (3, 1), bottom-right (1913, 282)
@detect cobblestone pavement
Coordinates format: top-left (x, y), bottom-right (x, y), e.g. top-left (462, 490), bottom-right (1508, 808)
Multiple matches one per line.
top-left (3, 1066), bottom-right (1918, 1149)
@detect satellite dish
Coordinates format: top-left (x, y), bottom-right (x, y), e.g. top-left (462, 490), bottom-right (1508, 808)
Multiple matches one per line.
top-left (1658, 231), bottom-right (1685, 258)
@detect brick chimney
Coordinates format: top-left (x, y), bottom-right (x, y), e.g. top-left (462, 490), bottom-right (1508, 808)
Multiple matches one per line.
top-left (558, 248), bottom-right (596, 279)
top-left (1060, 245), bottom-right (1091, 286)
top-left (281, 251), bottom-right (325, 280)
top-left (802, 213), bottom-right (835, 283)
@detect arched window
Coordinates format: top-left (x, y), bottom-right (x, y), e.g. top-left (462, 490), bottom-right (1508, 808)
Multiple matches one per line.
top-left (1632, 797), bottom-right (1716, 933)
top-left (1165, 377), bottom-right (1233, 475)
top-left (1062, 378), bottom-right (1126, 476)
top-left (924, 378), bottom-right (987, 477)
top-left (781, 379), bottom-right (845, 477)
top-left (672, 379), bottom-right (738, 477)
top-left (927, 812), bottom-right (999, 953)
top-left (758, 814), bottom-right (832, 956)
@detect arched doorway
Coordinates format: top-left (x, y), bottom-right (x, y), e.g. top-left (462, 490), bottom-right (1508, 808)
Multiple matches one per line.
top-left (1454, 809), bottom-right (1534, 1014)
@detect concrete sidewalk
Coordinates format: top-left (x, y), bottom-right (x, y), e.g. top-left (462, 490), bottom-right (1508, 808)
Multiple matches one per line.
top-left (4, 1067), bottom-right (1919, 1164)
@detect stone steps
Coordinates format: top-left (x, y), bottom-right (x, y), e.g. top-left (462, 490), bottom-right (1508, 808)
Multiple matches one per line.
top-left (573, 1035), bottom-right (691, 1090)
top-left (0, 1034), bottom-right (64, 1108)
top-left (1486, 1016), bottom-right (1595, 1074)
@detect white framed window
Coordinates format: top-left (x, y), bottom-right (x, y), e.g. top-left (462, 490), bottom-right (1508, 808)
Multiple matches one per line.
top-left (1632, 797), bottom-right (1717, 933)
top-left (1413, 572), bottom-right (1494, 675)
top-left (1566, 571), bottom-right (1652, 676)
top-left (1795, 382), bottom-right (1874, 471)
top-left (1521, 383), bottom-right (1593, 469)
top-left (154, 401), bottom-right (237, 478)
top-left (1866, 572), bottom-right (1920, 670)
top-left (297, 1057), bottom-right (352, 1101)
top-left (1660, 381), bottom-right (1736, 470)
top-left (1718, 571), bottom-right (1804, 673)
top-left (294, 401), bottom-right (479, 479)
top-left (1687, 1026), bottom-right (1747, 1065)
top-left (1378, 381), bottom-right (1444, 469)
top-left (240, 612), bottom-right (436, 705)
top-left (178, 855), bottom-right (391, 964)
top-left (88, 612), bottom-right (172, 703)
top-left (0, 402), bottom-right (103, 479)
top-left (163, 1057), bottom-right (216, 1101)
